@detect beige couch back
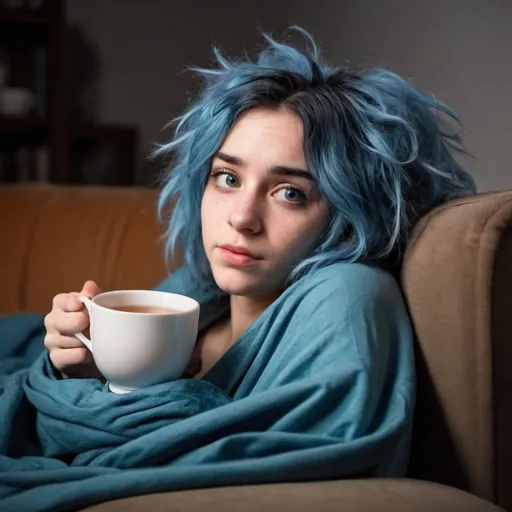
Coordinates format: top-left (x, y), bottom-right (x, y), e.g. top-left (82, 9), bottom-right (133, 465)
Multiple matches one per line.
top-left (0, 184), bottom-right (510, 510)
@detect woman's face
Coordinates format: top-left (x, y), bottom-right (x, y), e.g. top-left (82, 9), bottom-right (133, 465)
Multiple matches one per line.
top-left (201, 107), bottom-right (331, 298)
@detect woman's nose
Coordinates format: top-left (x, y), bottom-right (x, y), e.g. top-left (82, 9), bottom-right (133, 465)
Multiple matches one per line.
top-left (228, 191), bottom-right (262, 234)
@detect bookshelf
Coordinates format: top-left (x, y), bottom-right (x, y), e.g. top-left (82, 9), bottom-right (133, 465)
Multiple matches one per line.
top-left (0, 0), bottom-right (139, 185)
top-left (0, 10), bottom-right (48, 25)
top-left (0, 116), bottom-right (46, 132)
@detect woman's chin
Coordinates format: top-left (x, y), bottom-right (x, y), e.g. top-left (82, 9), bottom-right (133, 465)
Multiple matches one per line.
top-left (214, 278), bottom-right (259, 297)
top-left (212, 266), bottom-right (267, 297)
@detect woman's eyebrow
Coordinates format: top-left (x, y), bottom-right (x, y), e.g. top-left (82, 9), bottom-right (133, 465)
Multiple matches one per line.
top-left (268, 166), bottom-right (313, 181)
top-left (214, 152), bottom-right (244, 166)
top-left (214, 152), bottom-right (313, 182)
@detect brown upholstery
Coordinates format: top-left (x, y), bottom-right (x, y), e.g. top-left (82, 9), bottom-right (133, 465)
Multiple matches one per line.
top-left (0, 184), bottom-right (176, 314)
top-left (82, 480), bottom-right (504, 512)
top-left (401, 191), bottom-right (512, 510)
top-left (0, 184), bottom-right (509, 512)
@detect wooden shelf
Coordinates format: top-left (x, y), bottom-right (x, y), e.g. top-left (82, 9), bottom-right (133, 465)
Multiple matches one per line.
top-left (0, 1), bottom-right (73, 184)
top-left (0, 116), bottom-right (48, 145)
top-left (0, 0), bottom-right (138, 186)
top-left (0, 116), bottom-right (47, 131)
top-left (0, 118), bottom-right (142, 136)
top-left (0, 119), bottom-right (137, 146)
top-left (0, 8), bottom-right (48, 25)
top-left (0, 8), bottom-right (49, 39)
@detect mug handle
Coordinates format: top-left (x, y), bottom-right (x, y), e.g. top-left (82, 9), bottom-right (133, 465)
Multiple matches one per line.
top-left (74, 296), bottom-right (94, 354)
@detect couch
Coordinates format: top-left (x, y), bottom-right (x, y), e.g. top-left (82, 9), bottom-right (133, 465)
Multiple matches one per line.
top-left (0, 183), bottom-right (510, 512)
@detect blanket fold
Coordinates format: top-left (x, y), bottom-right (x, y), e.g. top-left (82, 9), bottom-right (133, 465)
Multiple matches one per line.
top-left (0, 263), bottom-right (415, 512)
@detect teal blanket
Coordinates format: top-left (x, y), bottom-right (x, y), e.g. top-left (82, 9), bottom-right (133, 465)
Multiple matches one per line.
top-left (0, 263), bottom-right (415, 512)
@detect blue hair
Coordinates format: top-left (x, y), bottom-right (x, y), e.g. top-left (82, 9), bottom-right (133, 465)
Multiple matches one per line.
top-left (155, 27), bottom-right (476, 290)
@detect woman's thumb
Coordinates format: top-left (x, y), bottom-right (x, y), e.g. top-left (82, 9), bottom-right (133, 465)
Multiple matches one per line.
top-left (80, 280), bottom-right (102, 298)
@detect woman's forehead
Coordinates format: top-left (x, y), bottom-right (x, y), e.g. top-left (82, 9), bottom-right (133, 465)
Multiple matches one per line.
top-left (218, 107), bottom-right (305, 166)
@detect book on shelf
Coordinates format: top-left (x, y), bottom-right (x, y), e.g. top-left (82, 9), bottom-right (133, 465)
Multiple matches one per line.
top-left (33, 44), bottom-right (45, 116)
top-left (3, 0), bottom-right (25, 9)
top-left (2, 0), bottom-right (45, 10)
top-left (0, 144), bottom-right (48, 183)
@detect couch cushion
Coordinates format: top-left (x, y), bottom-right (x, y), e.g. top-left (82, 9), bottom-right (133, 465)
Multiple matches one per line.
top-left (81, 479), bottom-right (503, 512)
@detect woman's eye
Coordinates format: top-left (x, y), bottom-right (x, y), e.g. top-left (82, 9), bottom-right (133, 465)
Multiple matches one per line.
top-left (274, 187), bottom-right (307, 205)
top-left (214, 172), bottom-right (239, 188)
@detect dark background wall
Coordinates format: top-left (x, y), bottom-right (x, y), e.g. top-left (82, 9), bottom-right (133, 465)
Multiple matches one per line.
top-left (67, 0), bottom-right (512, 191)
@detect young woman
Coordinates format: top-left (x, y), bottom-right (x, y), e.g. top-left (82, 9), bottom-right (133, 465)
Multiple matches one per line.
top-left (25, 27), bottom-right (476, 507)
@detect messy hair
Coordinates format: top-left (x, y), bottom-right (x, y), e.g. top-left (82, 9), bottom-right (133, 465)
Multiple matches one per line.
top-left (155, 27), bottom-right (476, 289)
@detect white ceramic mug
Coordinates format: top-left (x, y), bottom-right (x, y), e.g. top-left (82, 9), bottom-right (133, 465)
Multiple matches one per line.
top-left (74, 290), bottom-right (200, 394)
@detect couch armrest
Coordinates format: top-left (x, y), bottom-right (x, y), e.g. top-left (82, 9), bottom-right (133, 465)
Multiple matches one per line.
top-left (401, 191), bottom-right (512, 508)
top-left (81, 479), bottom-right (504, 512)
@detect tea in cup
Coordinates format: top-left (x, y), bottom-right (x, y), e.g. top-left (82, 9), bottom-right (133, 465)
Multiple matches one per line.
top-left (74, 290), bottom-right (200, 393)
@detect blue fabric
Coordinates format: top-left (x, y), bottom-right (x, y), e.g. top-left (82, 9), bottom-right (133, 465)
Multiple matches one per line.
top-left (0, 263), bottom-right (415, 512)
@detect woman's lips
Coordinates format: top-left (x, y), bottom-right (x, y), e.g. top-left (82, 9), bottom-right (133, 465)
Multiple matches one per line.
top-left (218, 245), bottom-right (262, 266)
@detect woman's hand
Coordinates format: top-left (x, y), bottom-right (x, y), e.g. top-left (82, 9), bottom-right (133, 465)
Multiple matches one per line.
top-left (44, 280), bottom-right (105, 380)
